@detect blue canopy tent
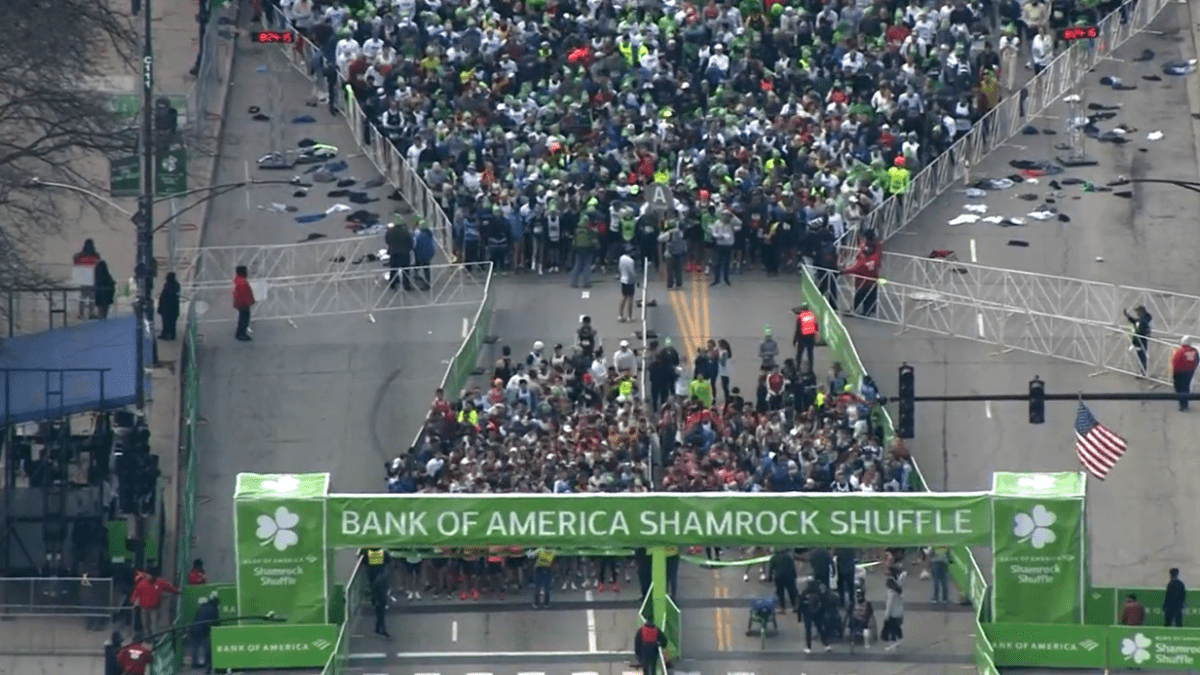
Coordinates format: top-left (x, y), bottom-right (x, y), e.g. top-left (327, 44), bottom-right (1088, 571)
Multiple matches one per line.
top-left (0, 315), bottom-right (152, 424)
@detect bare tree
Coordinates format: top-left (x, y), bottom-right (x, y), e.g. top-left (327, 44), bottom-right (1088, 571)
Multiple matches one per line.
top-left (0, 0), bottom-right (137, 298)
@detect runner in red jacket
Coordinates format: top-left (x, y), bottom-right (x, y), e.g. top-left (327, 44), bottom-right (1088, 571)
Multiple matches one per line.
top-left (842, 238), bottom-right (883, 317)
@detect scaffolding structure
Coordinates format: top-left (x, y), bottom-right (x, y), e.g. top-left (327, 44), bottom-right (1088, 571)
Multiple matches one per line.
top-left (2, 368), bottom-right (113, 575)
top-left (878, 252), bottom-right (1200, 340)
top-left (816, 264), bottom-right (1180, 386)
top-left (180, 235), bottom-right (387, 285)
top-left (189, 261), bottom-right (491, 324)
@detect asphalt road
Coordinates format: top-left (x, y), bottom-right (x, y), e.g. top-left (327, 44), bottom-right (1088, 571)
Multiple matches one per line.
top-left (846, 2), bottom-right (1200, 588)
top-left (192, 29), bottom-right (474, 586)
top-left (332, 268), bottom-right (975, 675)
top-left (344, 554), bottom-right (974, 675)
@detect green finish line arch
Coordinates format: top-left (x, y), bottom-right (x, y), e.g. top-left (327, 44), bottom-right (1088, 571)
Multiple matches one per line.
top-left (224, 470), bottom-right (1091, 672)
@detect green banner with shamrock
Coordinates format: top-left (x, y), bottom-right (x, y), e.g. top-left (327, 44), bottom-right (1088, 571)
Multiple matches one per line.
top-left (1110, 627), bottom-right (1200, 669)
top-left (990, 472), bottom-right (1087, 624)
top-left (234, 473), bottom-right (330, 625)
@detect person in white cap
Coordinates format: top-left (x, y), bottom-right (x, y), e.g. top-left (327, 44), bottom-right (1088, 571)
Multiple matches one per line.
top-left (613, 339), bottom-right (638, 374)
top-left (527, 341), bottom-right (545, 368)
top-left (1170, 336), bottom-right (1198, 412)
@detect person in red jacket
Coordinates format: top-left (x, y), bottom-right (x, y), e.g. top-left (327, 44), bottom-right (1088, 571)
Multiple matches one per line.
top-left (188, 559), bottom-right (207, 585)
top-left (130, 571), bottom-right (180, 636)
top-left (842, 236), bottom-right (883, 317)
top-left (73, 238), bottom-right (101, 319)
top-left (1171, 336), bottom-right (1198, 412)
top-left (116, 637), bottom-right (154, 675)
top-left (232, 265), bottom-right (255, 342)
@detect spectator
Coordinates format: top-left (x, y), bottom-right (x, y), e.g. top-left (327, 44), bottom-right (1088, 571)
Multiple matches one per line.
top-left (187, 559), bottom-right (207, 585)
top-left (190, 594), bottom-right (219, 672)
top-left (129, 571), bottom-right (179, 636)
top-left (93, 260), bottom-right (116, 320)
top-left (1120, 593), bottom-right (1146, 626)
top-left (73, 239), bottom-right (101, 319)
top-left (1164, 568), bottom-right (1187, 627)
top-left (158, 272), bottom-right (182, 341)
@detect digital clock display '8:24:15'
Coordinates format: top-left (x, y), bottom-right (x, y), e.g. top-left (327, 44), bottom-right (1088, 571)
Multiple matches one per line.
top-left (252, 31), bottom-right (295, 43)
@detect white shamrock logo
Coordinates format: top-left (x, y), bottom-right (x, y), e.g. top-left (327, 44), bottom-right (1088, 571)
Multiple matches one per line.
top-left (161, 155), bottom-right (177, 173)
top-left (1017, 475), bottom-right (1056, 490)
top-left (263, 475), bottom-right (300, 493)
top-left (1122, 633), bottom-right (1152, 664)
top-left (256, 506), bottom-right (300, 551)
top-left (1012, 504), bottom-right (1057, 549)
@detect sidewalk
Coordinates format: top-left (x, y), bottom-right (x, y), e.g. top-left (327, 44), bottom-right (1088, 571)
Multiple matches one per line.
top-left (5, 0), bottom-right (239, 666)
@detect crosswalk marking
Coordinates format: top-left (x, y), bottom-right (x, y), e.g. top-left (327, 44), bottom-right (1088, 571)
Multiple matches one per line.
top-left (517, 672), bottom-right (546, 675)
top-left (571, 672), bottom-right (599, 675)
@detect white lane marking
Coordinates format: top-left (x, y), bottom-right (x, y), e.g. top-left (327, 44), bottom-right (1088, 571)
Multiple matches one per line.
top-left (573, 672), bottom-right (599, 675)
top-left (452, 619), bottom-right (458, 642)
top-left (985, 400), bottom-right (993, 419)
top-left (518, 672), bottom-right (546, 675)
top-left (396, 650), bottom-right (629, 658)
top-left (461, 317), bottom-right (468, 338)
top-left (465, 672), bottom-right (493, 675)
top-left (349, 653), bottom-right (388, 659)
top-left (729, 672), bottom-right (756, 675)
top-left (970, 238), bottom-right (978, 263)
top-left (976, 313), bottom-right (985, 338)
top-left (585, 589), bottom-right (598, 652)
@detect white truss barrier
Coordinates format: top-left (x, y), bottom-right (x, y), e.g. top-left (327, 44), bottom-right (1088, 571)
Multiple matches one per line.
top-left (879, 252), bottom-right (1200, 341)
top-left (847, 0), bottom-right (1171, 252)
top-left (181, 236), bottom-right (386, 285)
top-left (813, 266), bottom-right (1180, 386)
top-left (190, 261), bottom-right (491, 324)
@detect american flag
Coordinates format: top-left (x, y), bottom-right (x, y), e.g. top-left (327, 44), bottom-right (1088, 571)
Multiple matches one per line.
top-left (1074, 402), bottom-right (1128, 480)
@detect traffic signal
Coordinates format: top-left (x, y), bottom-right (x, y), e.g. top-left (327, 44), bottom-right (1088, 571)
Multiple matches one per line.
top-left (1029, 377), bottom-right (1045, 424)
top-left (897, 364), bottom-right (915, 438)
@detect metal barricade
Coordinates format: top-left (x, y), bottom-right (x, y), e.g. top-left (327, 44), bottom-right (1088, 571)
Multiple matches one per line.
top-left (0, 576), bottom-right (123, 655)
top-left (189, 262), bottom-right (491, 323)
top-left (0, 576), bottom-right (119, 615)
top-left (817, 266), bottom-right (1180, 386)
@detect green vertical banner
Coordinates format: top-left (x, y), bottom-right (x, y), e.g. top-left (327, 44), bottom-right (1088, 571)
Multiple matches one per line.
top-left (234, 473), bottom-right (330, 625)
top-left (991, 472), bottom-right (1087, 624)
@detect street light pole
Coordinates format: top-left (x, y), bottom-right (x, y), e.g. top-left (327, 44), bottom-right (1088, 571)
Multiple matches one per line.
top-left (134, 0), bottom-right (155, 413)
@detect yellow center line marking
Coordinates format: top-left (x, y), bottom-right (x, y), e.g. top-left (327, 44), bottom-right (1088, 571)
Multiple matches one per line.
top-left (720, 584), bottom-right (732, 650)
top-left (667, 284), bottom-right (700, 358)
top-left (712, 570), bottom-right (724, 651)
top-left (689, 273), bottom-right (703, 354)
top-left (698, 270), bottom-right (711, 347)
